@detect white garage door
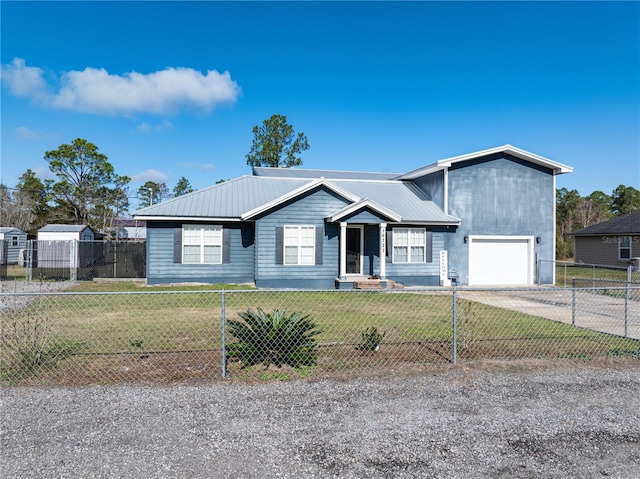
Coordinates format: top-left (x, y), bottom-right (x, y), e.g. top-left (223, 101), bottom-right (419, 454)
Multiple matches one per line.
top-left (468, 237), bottom-right (532, 286)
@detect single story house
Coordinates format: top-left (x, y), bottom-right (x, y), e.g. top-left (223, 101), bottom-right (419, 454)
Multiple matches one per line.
top-left (570, 210), bottom-right (640, 269)
top-left (133, 145), bottom-right (572, 288)
top-left (0, 227), bottom-right (27, 265)
top-left (36, 224), bottom-right (97, 269)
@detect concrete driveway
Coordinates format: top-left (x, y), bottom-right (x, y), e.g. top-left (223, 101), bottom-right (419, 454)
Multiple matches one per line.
top-left (456, 287), bottom-right (640, 341)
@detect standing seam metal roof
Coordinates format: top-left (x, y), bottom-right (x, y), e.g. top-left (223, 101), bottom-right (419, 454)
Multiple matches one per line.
top-left (133, 176), bottom-right (458, 224)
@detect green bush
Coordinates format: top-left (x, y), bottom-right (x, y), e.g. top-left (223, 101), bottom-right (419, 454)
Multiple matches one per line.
top-left (227, 308), bottom-right (321, 369)
top-left (358, 326), bottom-right (386, 351)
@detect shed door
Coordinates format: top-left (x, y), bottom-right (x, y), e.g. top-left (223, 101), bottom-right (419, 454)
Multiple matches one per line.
top-left (468, 237), bottom-right (532, 285)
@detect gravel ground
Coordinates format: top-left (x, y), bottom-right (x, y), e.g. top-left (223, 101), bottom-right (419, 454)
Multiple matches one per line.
top-left (0, 281), bottom-right (77, 312)
top-left (1, 360), bottom-right (639, 479)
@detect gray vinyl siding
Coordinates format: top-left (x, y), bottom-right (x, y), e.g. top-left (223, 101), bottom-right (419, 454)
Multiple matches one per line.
top-left (0, 231), bottom-right (27, 265)
top-left (146, 221), bottom-right (254, 285)
top-left (412, 171), bottom-right (445, 210)
top-left (444, 153), bottom-right (555, 285)
top-left (384, 229), bottom-right (443, 286)
top-left (255, 187), bottom-right (349, 289)
top-left (341, 209), bottom-right (388, 224)
top-left (574, 235), bottom-right (640, 267)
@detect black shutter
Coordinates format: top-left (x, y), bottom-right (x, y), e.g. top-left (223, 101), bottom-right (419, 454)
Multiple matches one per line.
top-left (275, 226), bottom-right (284, 264)
top-left (315, 226), bottom-right (323, 265)
top-left (386, 229), bottom-right (392, 261)
top-left (173, 228), bottom-right (182, 263)
top-left (426, 230), bottom-right (433, 263)
top-left (222, 228), bottom-right (231, 264)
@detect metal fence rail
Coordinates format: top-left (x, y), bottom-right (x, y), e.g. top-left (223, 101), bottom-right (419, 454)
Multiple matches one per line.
top-left (1, 287), bottom-right (638, 386)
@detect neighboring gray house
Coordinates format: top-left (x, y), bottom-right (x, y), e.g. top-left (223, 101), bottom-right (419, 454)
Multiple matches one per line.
top-left (133, 145), bottom-right (572, 288)
top-left (0, 227), bottom-right (27, 265)
top-left (570, 210), bottom-right (640, 269)
top-left (114, 218), bottom-right (147, 240)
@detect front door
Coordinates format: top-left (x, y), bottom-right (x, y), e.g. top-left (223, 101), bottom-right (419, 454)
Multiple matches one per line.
top-left (346, 226), bottom-right (363, 275)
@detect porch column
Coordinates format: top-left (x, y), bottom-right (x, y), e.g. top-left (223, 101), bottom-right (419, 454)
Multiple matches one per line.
top-left (339, 222), bottom-right (347, 280)
top-left (379, 223), bottom-right (387, 279)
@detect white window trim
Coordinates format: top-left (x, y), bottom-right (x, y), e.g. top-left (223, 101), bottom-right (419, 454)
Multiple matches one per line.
top-left (284, 225), bottom-right (316, 266)
top-left (618, 236), bottom-right (632, 260)
top-left (182, 225), bottom-right (223, 264)
top-left (392, 227), bottom-right (427, 264)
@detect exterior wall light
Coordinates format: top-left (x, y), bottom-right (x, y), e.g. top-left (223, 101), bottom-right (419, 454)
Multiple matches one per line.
top-left (536, 237), bottom-right (541, 244)
top-left (464, 236), bottom-right (468, 244)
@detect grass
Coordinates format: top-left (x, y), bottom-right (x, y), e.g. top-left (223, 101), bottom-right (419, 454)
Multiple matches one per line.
top-left (1, 286), bottom-right (638, 385)
top-left (555, 263), bottom-right (640, 287)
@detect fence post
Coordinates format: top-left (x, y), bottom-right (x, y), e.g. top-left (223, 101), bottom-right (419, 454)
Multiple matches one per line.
top-left (624, 267), bottom-right (630, 338)
top-left (571, 278), bottom-right (576, 327)
top-left (564, 263), bottom-right (567, 288)
top-left (27, 240), bottom-right (33, 282)
top-left (452, 287), bottom-right (458, 365)
top-left (221, 290), bottom-right (227, 379)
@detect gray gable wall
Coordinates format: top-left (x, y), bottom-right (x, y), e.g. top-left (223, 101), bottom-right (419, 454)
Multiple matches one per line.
top-left (445, 153), bottom-right (555, 284)
top-left (255, 187), bottom-right (349, 289)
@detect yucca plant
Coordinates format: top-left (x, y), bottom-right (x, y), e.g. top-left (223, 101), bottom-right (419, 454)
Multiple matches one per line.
top-left (226, 308), bottom-right (321, 369)
top-left (358, 326), bottom-right (386, 351)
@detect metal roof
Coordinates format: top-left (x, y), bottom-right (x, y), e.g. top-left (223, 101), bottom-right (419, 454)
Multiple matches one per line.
top-left (38, 224), bottom-right (90, 233)
top-left (570, 210), bottom-right (640, 236)
top-left (397, 144), bottom-right (573, 180)
top-left (134, 176), bottom-right (459, 225)
top-left (253, 167), bottom-right (401, 181)
top-left (0, 227), bottom-right (25, 234)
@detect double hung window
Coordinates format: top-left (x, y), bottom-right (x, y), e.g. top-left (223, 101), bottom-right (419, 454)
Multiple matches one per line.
top-left (393, 228), bottom-right (426, 263)
top-left (284, 225), bottom-right (315, 265)
top-left (183, 225), bottom-right (222, 264)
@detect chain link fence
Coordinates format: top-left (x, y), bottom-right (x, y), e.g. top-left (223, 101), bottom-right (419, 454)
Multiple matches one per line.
top-left (1, 287), bottom-right (638, 386)
top-left (538, 259), bottom-right (640, 288)
top-left (6, 240), bottom-right (146, 282)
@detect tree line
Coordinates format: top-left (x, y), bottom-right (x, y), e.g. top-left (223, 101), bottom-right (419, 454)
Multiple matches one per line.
top-left (0, 138), bottom-right (194, 237)
top-left (556, 185), bottom-right (640, 258)
top-left (0, 114), bottom-right (309, 237)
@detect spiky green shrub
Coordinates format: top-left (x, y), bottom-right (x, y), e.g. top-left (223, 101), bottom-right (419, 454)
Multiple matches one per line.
top-left (358, 326), bottom-right (386, 351)
top-left (227, 308), bottom-right (321, 369)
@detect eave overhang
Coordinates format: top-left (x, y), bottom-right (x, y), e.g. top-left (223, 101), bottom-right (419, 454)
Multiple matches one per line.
top-left (396, 144), bottom-right (573, 180)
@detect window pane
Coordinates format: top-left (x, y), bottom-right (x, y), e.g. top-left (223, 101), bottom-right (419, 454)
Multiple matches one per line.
top-left (204, 245), bottom-right (221, 263)
top-left (411, 246), bottom-right (425, 263)
top-left (284, 227), bottom-right (298, 244)
top-left (284, 246), bottom-right (298, 265)
top-left (300, 246), bottom-right (314, 265)
top-left (183, 245), bottom-right (200, 263)
top-left (410, 229), bottom-right (425, 246)
top-left (203, 226), bottom-right (222, 245)
top-left (394, 229), bottom-right (408, 246)
top-left (394, 246), bottom-right (408, 263)
top-left (300, 227), bottom-right (315, 246)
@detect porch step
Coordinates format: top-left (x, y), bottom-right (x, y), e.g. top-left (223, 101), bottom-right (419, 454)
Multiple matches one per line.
top-left (353, 279), bottom-right (403, 290)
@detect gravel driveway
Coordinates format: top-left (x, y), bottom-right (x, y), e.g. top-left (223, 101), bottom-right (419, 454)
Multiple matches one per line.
top-left (2, 360), bottom-right (639, 479)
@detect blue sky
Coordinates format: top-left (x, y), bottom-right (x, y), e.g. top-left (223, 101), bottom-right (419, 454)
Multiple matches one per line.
top-left (1, 1), bottom-right (638, 213)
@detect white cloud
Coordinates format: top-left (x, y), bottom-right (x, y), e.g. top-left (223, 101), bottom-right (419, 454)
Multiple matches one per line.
top-left (33, 166), bottom-right (56, 181)
top-left (131, 169), bottom-right (169, 183)
top-left (1, 58), bottom-right (241, 116)
top-left (137, 120), bottom-right (173, 132)
top-left (179, 161), bottom-right (216, 171)
top-left (15, 126), bottom-right (38, 140)
top-left (0, 58), bottom-right (48, 97)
